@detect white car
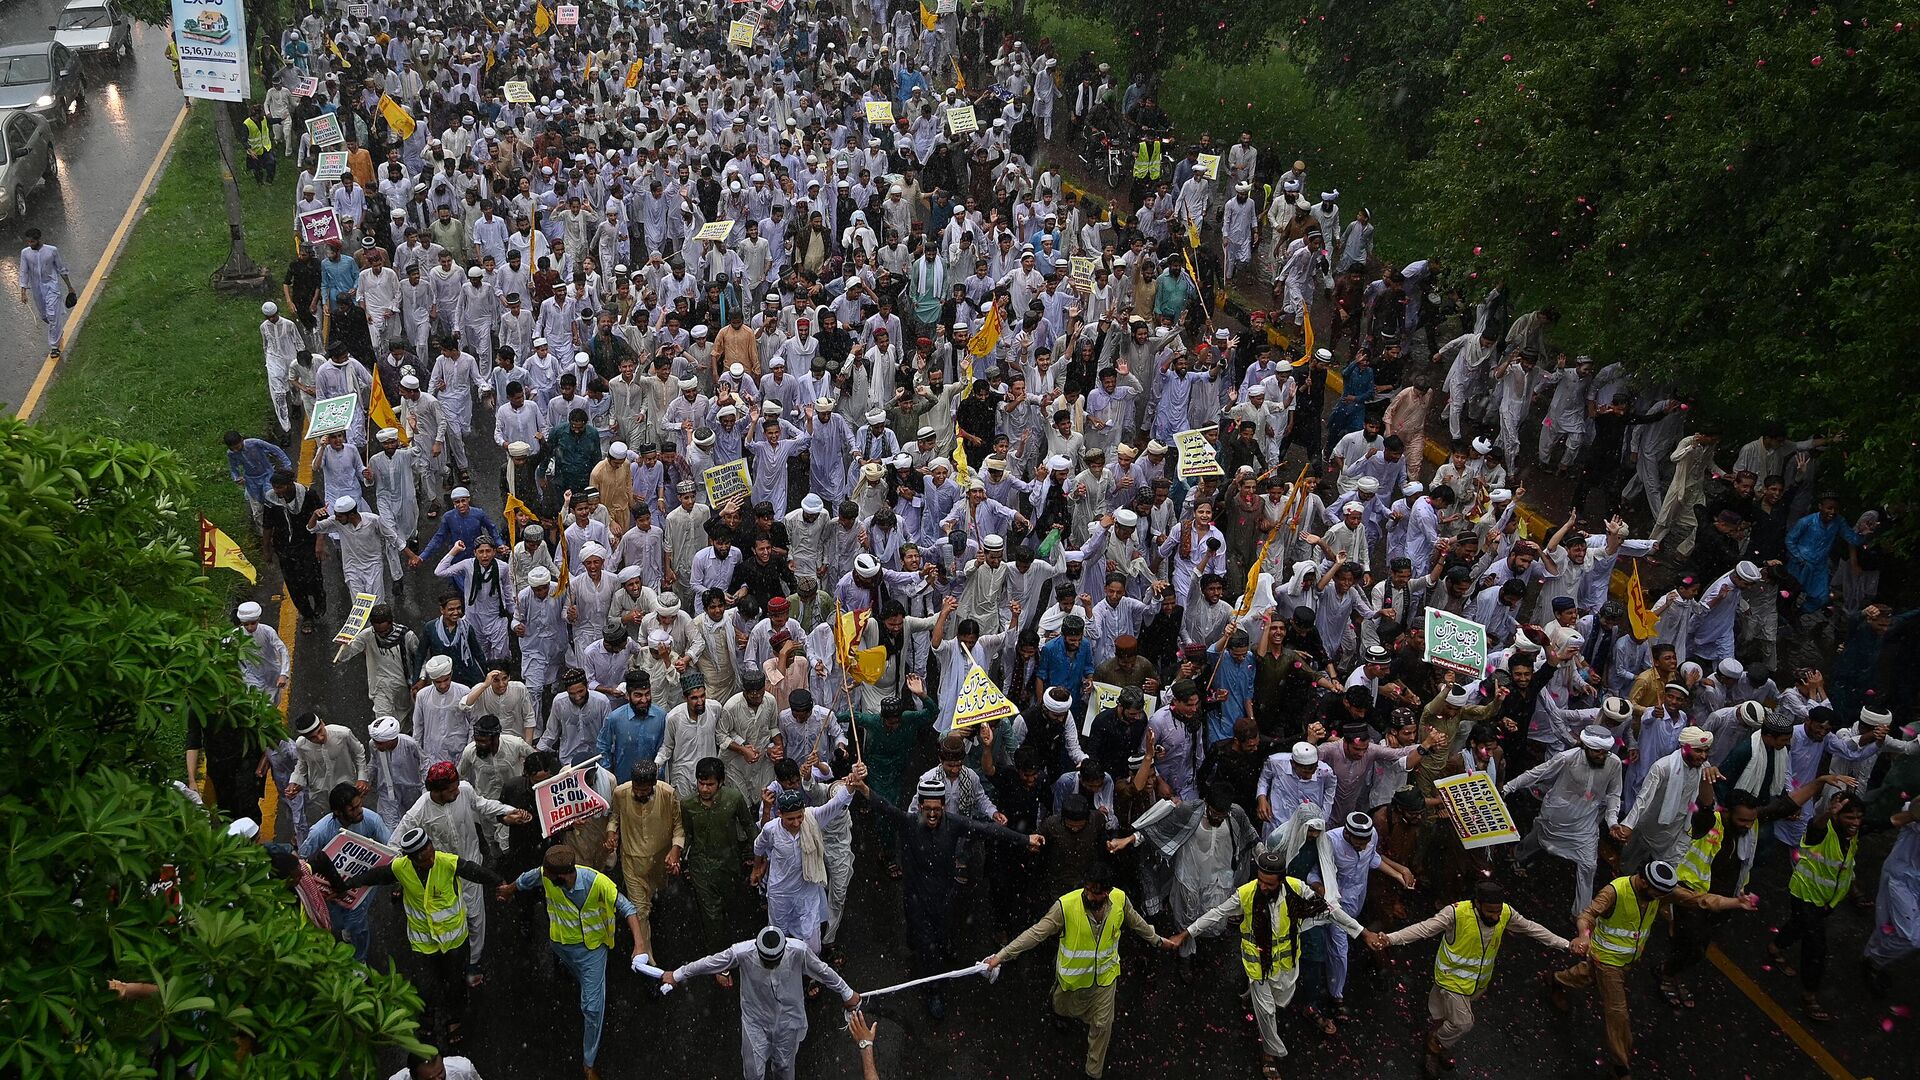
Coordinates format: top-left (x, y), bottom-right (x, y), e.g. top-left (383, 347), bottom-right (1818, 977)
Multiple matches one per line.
top-left (52, 0), bottom-right (133, 64)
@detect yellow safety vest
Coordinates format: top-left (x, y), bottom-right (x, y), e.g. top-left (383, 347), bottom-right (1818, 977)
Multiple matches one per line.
top-left (1788, 825), bottom-right (1858, 908)
top-left (1235, 878), bottom-right (1298, 980)
top-left (244, 116), bottom-right (273, 155)
top-left (1676, 809), bottom-right (1725, 892)
top-left (1433, 901), bottom-right (1510, 996)
top-left (543, 866), bottom-right (619, 950)
top-left (1590, 876), bottom-right (1658, 968)
top-left (393, 851), bottom-right (468, 954)
top-left (1055, 888), bottom-right (1126, 990)
top-left (1133, 140), bottom-right (1162, 180)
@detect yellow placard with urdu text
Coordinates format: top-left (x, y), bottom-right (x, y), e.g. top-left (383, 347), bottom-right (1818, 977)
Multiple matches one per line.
top-left (865, 100), bottom-right (894, 126)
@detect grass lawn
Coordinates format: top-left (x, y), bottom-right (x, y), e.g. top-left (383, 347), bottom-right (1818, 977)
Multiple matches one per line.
top-left (1004, 0), bottom-right (1437, 261)
top-left (38, 100), bottom-right (295, 548)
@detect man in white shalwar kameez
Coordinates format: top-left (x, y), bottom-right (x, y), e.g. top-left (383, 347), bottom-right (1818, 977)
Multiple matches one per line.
top-left (752, 780), bottom-right (854, 954)
top-left (1505, 726), bottom-right (1625, 918)
top-left (314, 496), bottom-right (414, 606)
top-left (1117, 785), bottom-right (1256, 957)
top-left (661, 926), bottom-right (859, 1080)
top-left (1619, 727), bottom-right (1716, 873)
top-left (367, 428), bottom-right (421, 544)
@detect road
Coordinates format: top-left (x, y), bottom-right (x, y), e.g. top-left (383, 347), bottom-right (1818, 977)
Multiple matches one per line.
top-left (0, 8), bottom-right (184, 412)
top-left (250, 428), bottom-right (1913, 1080)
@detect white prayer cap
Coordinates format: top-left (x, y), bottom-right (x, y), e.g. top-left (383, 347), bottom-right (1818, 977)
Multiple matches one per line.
top-left (893, 453), bottom-right (914, 469)
top-left (952, 320), bottom-right (970, 332)
top-left (1355, 476), bottom-right (1380, 494)
top-left (716, 405), bottom-right (738, 420)
top-left (693, 325), bottom-right (710, 338)
top-left (801, 494), bottom-right (826, 514)
top-left (1678, 726), bottom-right (1713, 749)
top-left (235, 601), bottom-right (262, 622)
top-left (1047, 455), bottom-right (1071, 471)
top-left (400, 374), bottom-right (421, 389)
top-left (508, 441), bottom-right (533, 457)
top-left (655, 593), bottom-right (681, 613)
top-left (1314, 348), bottom-right (1335, 363)
top-left (648, 629), bottom-right (672, 646)
top-left (533, 336), bottom-right (549, 347)
top-left (1114, 508), bottom-right (1139, 528)
top-left (377, 427), bottom-right (400, 442)
top-left (1320, 190), bottom-right (1340, 202)
top-left (1489, 487), bottom-right (1514, 503)
top-left (617, 565), bottom-right (643, 583)
top-left (865, 409), bottom-right (887, 425)
top-left (609, 441), bottom-right (630, 459)
top-left (227, 818), bottom-right (261, 840)
top-left (467, 266), bottom-right (484, 278)
top-left (1248, 383), bottom-right (1267, 397)
top-left (983, 533), bottom-right (1005, 550)
top-left (1471, 436), bottom-right (1493, 454)
top-left (729, 363), bottom-right (746, 378)
top-left (580, 542), bottom-right (609, 562)
top-left (1717, 657), bottom-right (1745, 679)
top-left (1734, 560), bottom-right (1762, 582)
top-left (423, 654), bottom-right (454, 679)
top-left (1602, 696), bottom-right (1633, 722)
top-left (1579, 725), bottom-right (1615, 751)
top-left (679, 377), bottom-right (699, 390)
top-left (261, 301), bottom-right (278, 315)
top-left (1446, 684), bottom-right (1473, 707)
top-left (369, 716), bottom-right (401, 741)
top-left (854, 554), bottom-right (880, 576)
top-left (769, 356), bottom-right (786, 369)
top-left (528, 567), bottom-right (553, 587)
top-left (1044, 687), bottom-right (1072, 714)
top-left (1403, 481), bottom-right (1426, 496)
top-left (1562, 632), bottom-right (1585, 649)
top-left (1342, 501), bottom-right (1364, 516)
top-left (450, 486), bottom-right (472, 500)
top-left (1290, 742), bottom-right (1317, 767)
top-left (1860, 706), bottom-right (1894, 728)
top-left (330, 495), bottom-right (357, 513)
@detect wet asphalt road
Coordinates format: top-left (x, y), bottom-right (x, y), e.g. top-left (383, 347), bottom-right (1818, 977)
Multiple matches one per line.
top-left (0, 8), bottom-right (183, 411)
top-left (250, 423), bottom-right (1915, 1080)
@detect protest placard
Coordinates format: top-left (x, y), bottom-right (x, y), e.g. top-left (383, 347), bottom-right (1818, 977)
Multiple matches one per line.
top-left (945, 104), bottom-right (977, 134)
top-left (693, 219), bottom-right (736, 242)
top-left (535, 762), bottom-right (611, 837)
top-left (1423, 608), bottom-right (1489, 677)
top-left (865, 100), bottom-right (894, 126)
top-left (503, 81), bottom-right (535, 103)
top-left (292, 75), bottom-right (318, 98)
top-left (1433, 772), bottom-right (1520, 849)
top-left (1173, 427), bottom-right (1223, 478)
top-left (703, 460), bottom-right (751, 506)
top-left (297, 206), bottom-right (342, 249)
top-left (305, 394), bottom-right (357, 439)
top-left (727, 19), bottom-right (756, 46)
top-left (333, 592), bottom-right (379, 648)
top-left (1069, 255), bottom-right (1096, 289)
top-left (305, 112), bottom-right (344, 148)
top-left (950, 663), bottom-right (1017, 731)
top-left (1083, 680), bottom-right (1123, 735)
top-left (1196, 152), bottom-right (1222, 179)
top-left (321, 831), bottom-right (398, 910)
top-left (315, 150), bottom-right (350, 180)
top-left (556, 4), bottom-right (579, 24)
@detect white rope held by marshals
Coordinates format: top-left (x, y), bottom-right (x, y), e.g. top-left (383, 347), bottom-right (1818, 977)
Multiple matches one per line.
top-left (854, 961), bottom-right (999, 999)
top-left (628, 953), bottom-right (677, 994)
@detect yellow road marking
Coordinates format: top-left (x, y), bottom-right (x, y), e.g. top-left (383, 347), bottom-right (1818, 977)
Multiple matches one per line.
top-left (1707, 944), bottom-right (1857, 1080)
top-left (17, 102), bottom-right (189, 419)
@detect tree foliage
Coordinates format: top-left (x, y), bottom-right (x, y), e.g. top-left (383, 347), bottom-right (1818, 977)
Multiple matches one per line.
top-left (0, 417), bottom-right (430, 1078)
top-left (1278, 1), bottom-right (1919, 537)
top-left (1047, 0), bottom-right (1285, 70)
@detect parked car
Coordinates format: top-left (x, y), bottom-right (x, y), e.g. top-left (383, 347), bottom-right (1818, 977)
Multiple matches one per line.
top-left (52, 0), bottom-right (134, 64)
top-left (0, 43), bottom-right (86, 124)
top-left (0, 110), bottom-right (56, 223)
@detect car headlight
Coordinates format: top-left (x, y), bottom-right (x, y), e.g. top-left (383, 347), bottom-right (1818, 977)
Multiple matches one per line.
top-left (34, 95), bottom-right (54, 108)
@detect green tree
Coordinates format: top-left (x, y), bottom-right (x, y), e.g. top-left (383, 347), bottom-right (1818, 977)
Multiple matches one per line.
top-left (1409, 3), bottom-right (1920, 533)
top-left (0, 417), bottom-right (429, 1078)
top-left (1045, 0), bottom-right (1285, 71)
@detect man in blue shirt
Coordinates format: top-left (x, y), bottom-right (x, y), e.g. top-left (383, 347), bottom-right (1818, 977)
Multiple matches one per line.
top-left (417, 486), bottom-right (500, 564)
top-left (225, 429), bottom-right (292, 528)
top-left (1204, 628), bottom-right (1258, 744)
top-left (1034, 613), bottom-right (1096, 716)
top-left (297, 782), bottom-right (392, 961)
top-left (598, 674), bottom-right (666, 784)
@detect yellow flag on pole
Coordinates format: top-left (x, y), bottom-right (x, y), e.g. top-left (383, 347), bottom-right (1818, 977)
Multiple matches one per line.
top-left (199, 515), bottom-right (257, 583)
top-left (369, 375), bottom-right (406, 446)
top-left (968, 301), bottom-right (1001, 359)
top-left (1625, 562), bottom-right (1660, 640)
top-left (503, 492), bottom-right (534, 547)
top-left (534, 2), bottom-right (554, 36)
top-left (920, 3), bottom-right (938, 31)
top-left (952, 437), bottom-right (970, 485)
top-left (377, 94), bottom-right (417, 140)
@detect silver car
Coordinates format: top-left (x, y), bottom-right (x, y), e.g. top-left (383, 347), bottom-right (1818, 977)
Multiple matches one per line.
top-left (53, 0), bottom-right (134, 64)
top-left (0, 110), bottom-right (57, 223)
top-left (0, 43), bottom-right (87, 123)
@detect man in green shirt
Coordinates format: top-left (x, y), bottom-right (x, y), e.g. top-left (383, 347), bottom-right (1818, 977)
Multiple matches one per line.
top-left (679, 755), bottom-right (757, 952)
top-left (851, 695), bottom-right (936, 876)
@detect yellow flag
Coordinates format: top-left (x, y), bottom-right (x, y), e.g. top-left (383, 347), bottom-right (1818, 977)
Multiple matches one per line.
top-left (952, 437), bottom-right (970, 485)
top-left (625, 58), bottom-right (645, 89)
top-left (1301, 308), bottom-right (1317, 364)
top-left (369, 375), bottom-right (407, 446)
top-left (503, 492), bottom-right (533, 546)
top-left (1238, 528), bottom-right (1279, 616)
top-left (968, 301), bottom-right (1001, 359)
top-left (534, 2), bottom-right (553, 36)
top-left (1626, 562), bottom-right (1659, 640)
top-left (378, 94), bottom-right (416, 140)
top-left (199, 515), bottom-right (257, 583)
top-left (920, 3), bottom-right (938, 31)
top-left (850, 646), bottom-right (888, 685)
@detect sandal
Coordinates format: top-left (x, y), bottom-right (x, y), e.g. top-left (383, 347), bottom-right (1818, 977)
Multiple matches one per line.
top-left (888, 863), bottom-right (903, 879)
top-left (1657, 980), bottom-right (1694, 1009)
top-left (1802, 995), bottom-right (1833, 1022)
top-left (444, 1020), bottom-right (465, 1049)
top-left (1766, 943), bottom-right (1797, 978)
top-left (1310, 1009), bottom-right (1337, 1036)
top-left (1261, 1057), bottom-right (1283, 1079)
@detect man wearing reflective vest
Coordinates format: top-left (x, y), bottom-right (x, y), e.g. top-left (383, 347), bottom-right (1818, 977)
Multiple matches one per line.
top-left (1658, 771), bottom-right (1852, 1009)
top-left (1377, 880), bottom-right (1571, 1079)
top-left (1181, 847), bottom-right (1372, 1080)
top-left (497, 846), bottom-right (646, 1079)
top-left (1769, 789), bottom-right (1866, 1021)
top-left (340, 826), bottom-right (501, 1052)
top-left (985, 864), bottom-right (1181, 1078)
top-left (1543, 860), bottom-right (1750, 1078)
